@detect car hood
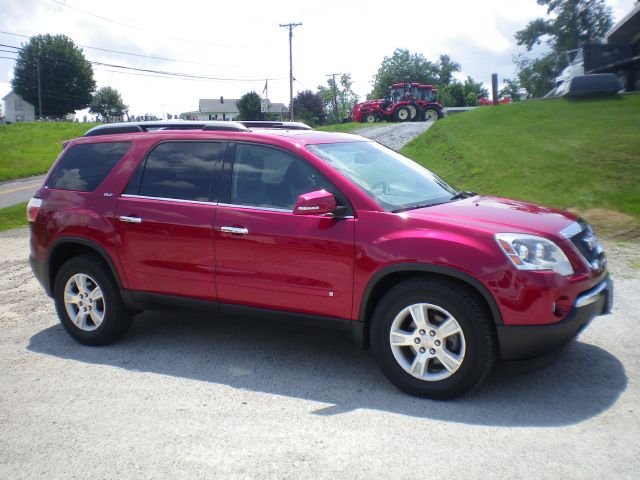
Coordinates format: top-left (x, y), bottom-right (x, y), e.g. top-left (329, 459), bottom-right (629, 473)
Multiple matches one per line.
top-left (405, 195), bottom-right (578, 239)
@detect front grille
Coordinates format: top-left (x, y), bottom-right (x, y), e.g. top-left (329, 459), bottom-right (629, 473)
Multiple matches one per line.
top-left (569, 222), bottom-right (607, 272)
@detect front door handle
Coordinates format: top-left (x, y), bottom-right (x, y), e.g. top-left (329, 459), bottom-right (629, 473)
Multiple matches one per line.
top-left (220, 226), bottom-right (248, 235)
top-left (119, 215), bottom-right (142, 224)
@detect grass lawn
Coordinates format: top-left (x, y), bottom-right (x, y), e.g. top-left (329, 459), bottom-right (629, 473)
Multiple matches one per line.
top-left (401, 95), bottom-right (640, 237)
top-left (0, 122), bottom-right (97, 181)
top-left (0, 202), bottom-right (28, 232)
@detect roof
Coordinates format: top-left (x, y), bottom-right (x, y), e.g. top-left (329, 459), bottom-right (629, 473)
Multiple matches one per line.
top-left (2, 90), bottom-right (19, 101)
top-left (606, 3), bottom-right (640, 44)
top-left (199, 98), bottom-right (241, 113)
top-left (198, 98), bottom-right (289, 113)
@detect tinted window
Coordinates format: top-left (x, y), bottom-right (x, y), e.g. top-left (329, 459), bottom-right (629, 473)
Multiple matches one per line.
top-left (138, 142), bottom-right (224, 201)
top-left (47, 142), bottom-right (131, 191)
top-left (231, 144), bottom-right (329, 210)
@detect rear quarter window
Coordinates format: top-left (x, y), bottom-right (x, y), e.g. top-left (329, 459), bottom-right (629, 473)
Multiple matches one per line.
top-left (46, 142), bottom-right (132, 191)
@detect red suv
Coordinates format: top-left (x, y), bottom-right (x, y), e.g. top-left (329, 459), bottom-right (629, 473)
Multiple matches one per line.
top-left (28, 120), bottom-right (613, 399)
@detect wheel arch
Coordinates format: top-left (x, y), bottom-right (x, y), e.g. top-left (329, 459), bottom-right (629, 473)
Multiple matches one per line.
top-left (355, 264), bottom-right (503, 348)
top-left (48, 237), bottom-right (124, 295)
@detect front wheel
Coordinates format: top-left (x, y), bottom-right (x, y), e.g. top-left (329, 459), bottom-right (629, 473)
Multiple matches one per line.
top-left (392, 106), bottom-right (411, 122)
top-left (54, 255), bottom-right (133, 345)
top-left (364, 113), bottom-right (377, 123)
top-left (370, 278), bottom-right (496, 399)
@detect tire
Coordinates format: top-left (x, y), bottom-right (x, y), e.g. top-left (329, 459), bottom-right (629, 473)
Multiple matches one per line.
top-left (616, 70), bottom-right (630, 92)
top-left (370, 278), bottom-right (496, 399)
top-left (392, 106), bottom-right (411, 122)
top-left (423, 107), bottom-right (442, 122)
top-left (365, 113), bottom-right (377, 123)
top-left (407, 102), bottom-right (420, 122)
top-left (54, 254), bottom-right (133, 345)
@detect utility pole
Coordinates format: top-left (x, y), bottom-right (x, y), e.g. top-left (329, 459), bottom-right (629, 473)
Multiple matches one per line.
top-left (326, 73), bottom-right (341, 122)
top-left (279, 22), bottom-right (302, 121)
top-left (36, 53), bottom-right (43, 119)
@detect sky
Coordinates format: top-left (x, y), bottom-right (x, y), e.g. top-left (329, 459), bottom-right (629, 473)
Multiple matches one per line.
top-left (0, 0), bottom-right (636, 119)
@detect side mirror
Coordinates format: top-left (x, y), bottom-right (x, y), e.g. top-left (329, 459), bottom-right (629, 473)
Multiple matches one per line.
top-left (293, 190), bottom-right (337, 216)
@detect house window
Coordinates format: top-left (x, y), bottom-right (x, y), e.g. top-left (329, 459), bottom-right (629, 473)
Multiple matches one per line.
top-left (15, 98), bottom-right (24, 111)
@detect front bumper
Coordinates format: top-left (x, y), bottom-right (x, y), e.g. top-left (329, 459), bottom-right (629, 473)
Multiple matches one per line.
top-left (496, 276), bottom-right (613, 361)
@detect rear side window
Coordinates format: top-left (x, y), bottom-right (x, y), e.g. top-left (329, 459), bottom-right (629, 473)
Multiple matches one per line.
top-left (47, 142), bottom-right (131, 191)
top-left (137, 142), bottom-right (225, 202)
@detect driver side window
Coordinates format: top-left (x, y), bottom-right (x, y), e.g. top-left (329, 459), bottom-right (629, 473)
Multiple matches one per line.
top-left (231, 144), bottom-right (329, 210)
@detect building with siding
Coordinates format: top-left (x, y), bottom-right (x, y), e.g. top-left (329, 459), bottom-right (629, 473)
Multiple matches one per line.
top-left (181, 96), bottom-right (288, 121)
top-left (2, 91), bottom-right (36, 122)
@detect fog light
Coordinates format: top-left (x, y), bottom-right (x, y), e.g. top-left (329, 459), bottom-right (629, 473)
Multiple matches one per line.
top-left (553, 296), bottom-right (572, 319)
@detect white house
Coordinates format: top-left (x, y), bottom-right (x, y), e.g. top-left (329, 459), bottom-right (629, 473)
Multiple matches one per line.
top-left (2, 91), bottom-right (36, 122)
top-left (181, 96), bottom-right (289, 121)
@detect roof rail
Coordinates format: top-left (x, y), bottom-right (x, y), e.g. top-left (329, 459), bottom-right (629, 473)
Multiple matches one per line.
top-left (238, 121), bottom-right (313, 130)
top-left (83, 120), bottom-right (249, 137)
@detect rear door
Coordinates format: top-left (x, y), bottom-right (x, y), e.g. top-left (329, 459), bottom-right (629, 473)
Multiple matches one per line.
top-left (214, 143), bottom-right (355, 319)
top-left (115, 141), bottom-right (225, 301)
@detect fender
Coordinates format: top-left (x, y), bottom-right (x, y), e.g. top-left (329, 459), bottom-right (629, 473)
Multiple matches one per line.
top-left (48, 236), bottom-right (124, 291)
top-left (358, 263), bottom-right (503, 325)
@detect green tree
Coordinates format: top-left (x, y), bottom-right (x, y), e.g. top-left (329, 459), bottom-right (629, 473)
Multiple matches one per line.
top-left (436, 54), bottom-right (461, 86)
top-left (439, 77), bottom-right (488, 107)
top-left (317, 73), bottom-right (359, 124)
top-left (370, 48), bottom-right (439, 99)
top-left (514, 0), bottom-right (613, 97)
top-left (11, 34), bottom-right (95, 118)
top-left (235, 91), bottom-right (264, 120)
top-left (499, 78), bottom-right (527, 101)
top-left (291, 90), bottom-right (325, 125)
top-left (89, 87), bottom-right (127, 123)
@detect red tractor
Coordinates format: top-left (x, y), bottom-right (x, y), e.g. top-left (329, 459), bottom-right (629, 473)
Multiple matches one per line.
top-left (352, 82), bottom-right (444, 123)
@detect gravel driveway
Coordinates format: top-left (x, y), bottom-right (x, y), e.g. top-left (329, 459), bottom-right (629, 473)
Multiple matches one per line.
top-left (354, 121), bottom-right (434, 150)
top-left (1, 228), bottom-right (639, 479)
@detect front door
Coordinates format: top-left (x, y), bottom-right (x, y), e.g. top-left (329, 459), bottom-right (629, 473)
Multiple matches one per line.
top-left (115, 141), bottom-right (225, 301)
top-left (214, 143), bottom-right (355, 319)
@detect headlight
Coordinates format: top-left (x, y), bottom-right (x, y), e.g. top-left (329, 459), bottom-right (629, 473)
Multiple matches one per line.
top-left (495, 233), bottom-right (574, 276)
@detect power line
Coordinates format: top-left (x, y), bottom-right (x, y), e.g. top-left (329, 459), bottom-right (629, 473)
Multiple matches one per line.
top-left (1, 42), bottom-right (286, 83)
top-left (49, 0), bottom-right (247, 49)
top-left (0, 30), bottom-right (239, 68)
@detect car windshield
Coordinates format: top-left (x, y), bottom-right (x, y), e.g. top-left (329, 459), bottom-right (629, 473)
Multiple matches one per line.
top-left (308, 141), bottom-right (456, 212)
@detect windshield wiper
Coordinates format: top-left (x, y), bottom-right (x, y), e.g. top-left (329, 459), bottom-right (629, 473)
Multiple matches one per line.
top-left (392, 201), bottom-right (451, 213)
top-left (450, 190), bottom-right (477, 201)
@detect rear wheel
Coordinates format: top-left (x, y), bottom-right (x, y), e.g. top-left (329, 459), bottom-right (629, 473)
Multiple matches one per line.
top-left (371, 278), bottom-right (496, 399)
top-left (54, 255), bottom-right (133, 345)
top-left (423, 107), bottom-right (442, 122)
top-left (392, 106), bottom-right (411, 122)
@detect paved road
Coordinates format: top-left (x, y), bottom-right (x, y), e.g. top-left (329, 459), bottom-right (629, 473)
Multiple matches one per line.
top-left (0, 176), bottom-right (45, 209)
top-left (1, 228), bottom-right (639, 479)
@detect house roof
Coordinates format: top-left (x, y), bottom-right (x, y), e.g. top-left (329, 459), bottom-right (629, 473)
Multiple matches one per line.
top-left (606, 3), bottom-right (640, 44)
top-left (198, 98), bottom-right (289, 114)
top-left (2, 90), bottom-right (18, 101)
top-left (199, 98), bottom-right (241, 113)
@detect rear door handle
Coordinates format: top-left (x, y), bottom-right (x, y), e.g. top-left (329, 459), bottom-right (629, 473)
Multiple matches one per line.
top-left (119, 215), bottom-right (142, 224)
top-left (220, 226), bottom-right (248, 235)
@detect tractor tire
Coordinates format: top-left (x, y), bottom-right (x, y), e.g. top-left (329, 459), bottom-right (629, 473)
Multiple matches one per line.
top-left (422, 107), bottom-right (443, 122)
top-left (408, 102), bottom-right (420, 122)
top-left (393, 106), bottom-right (411, 122)
top-left (365, 113), bottom-right (377, 123)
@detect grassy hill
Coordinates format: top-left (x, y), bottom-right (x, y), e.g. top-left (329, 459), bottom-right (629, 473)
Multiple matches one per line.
top-left (0, 122), bottom-right (97, 181)
top-left (401, 95), bottom-right (640, 238)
